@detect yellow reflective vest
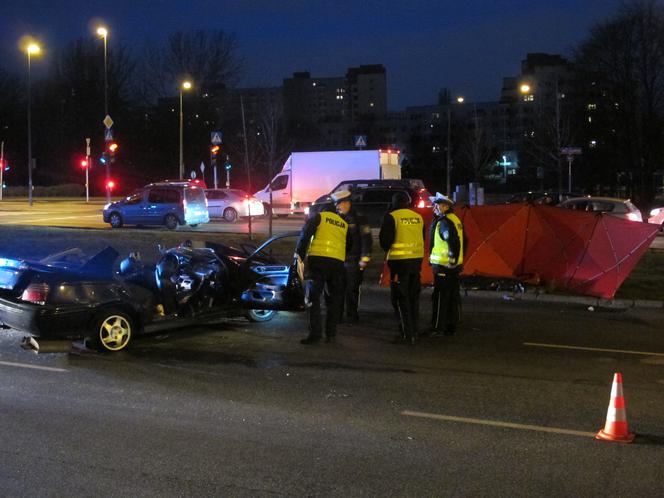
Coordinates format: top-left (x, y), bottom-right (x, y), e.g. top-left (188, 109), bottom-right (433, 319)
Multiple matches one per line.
top-left (387, 209), bottom-right (424, 260)
top-left (308, 212), bottom-right (348, 261)
top-left (430, 213), bottom-right (464, 267)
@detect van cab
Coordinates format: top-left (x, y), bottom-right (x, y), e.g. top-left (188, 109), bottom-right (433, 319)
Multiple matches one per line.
top-left (103, 182), bottom-right (210, 229)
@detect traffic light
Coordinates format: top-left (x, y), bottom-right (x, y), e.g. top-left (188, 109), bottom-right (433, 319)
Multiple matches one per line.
top-left (210, 145), bottom-right (220, 160)
top-left (225, 160), bottom-right (232, 171)
top-left (106, 179), bottom-right (116, 192)
top-left (107, 142), bottom-right (118, 163)
top-left (80, 159), bottom-right (89, 169)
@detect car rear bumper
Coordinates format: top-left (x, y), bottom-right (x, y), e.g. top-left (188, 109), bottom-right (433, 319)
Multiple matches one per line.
top-left (0, 297), bottom-right (91, 339)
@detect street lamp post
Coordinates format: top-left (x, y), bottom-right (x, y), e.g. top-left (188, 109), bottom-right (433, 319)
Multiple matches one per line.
top-left (446, 95), bottom-right (464, 197)
top-left (96, 26), bottom-right (110, 203)
top-left (179, 80), bottom-right (192, 179)
top-left (25, 42), bottom-right (41, 207)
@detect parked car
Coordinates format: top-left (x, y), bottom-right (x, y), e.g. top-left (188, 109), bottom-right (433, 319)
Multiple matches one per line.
top-left (308, 179), bottom-right (432, 227)
top-left (648, 206), bottom-right (664, 231)
top-left (103, 182), bottom-right (210, 229)
top-left (0, 233), bottom-right (304, 352)
top-left (558, 196), bottom-right (643, 222)
top-left (205, 188), bottom-right (265, 222)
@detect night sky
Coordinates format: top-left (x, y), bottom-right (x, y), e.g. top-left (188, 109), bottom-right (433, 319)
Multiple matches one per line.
top-left (1, 0), bottom-right (624, 109)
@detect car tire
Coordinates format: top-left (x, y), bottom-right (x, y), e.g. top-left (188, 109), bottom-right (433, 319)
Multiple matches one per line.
top-left (164, 214), bottom-right (179, 230)
top-left (88, 308), bottom-right (135, 353)
top-left (245, 309), bottom-right (277, 322)
top-left (223, 207), bottom-right (238, 223)
top-left (109, 212), bottom-right (123, 228)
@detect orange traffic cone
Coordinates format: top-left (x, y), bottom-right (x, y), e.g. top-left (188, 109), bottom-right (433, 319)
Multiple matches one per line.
top-left (596, 372), bottom-right (635, 443)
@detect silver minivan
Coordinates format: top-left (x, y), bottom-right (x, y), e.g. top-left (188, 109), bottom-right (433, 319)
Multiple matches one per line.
top-left (103, 182), bottom-right (210, 229)
top-left (558, 196), bottom-right (642, 222)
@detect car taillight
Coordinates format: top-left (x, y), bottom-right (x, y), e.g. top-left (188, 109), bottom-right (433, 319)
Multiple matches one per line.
top-left (21, 283), bottom-right (49, 305)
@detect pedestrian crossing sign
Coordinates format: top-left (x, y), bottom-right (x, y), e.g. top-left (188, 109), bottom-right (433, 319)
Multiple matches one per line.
top-left (354, 135), bottom-right (367, 148)
top-left (210, 131), bottom-right (222, 145)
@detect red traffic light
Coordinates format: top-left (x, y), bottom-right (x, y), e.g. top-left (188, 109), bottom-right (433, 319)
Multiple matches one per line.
top-left (107, 142), bottom-right (118, 153)
top-left (80, 159), bottom-right (89, 168)
top-left (106, 179), bottom-right (116, 191)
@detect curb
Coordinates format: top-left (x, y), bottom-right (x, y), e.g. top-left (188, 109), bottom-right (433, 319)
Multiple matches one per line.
top-left (362, 284), bottom-right (664, 310)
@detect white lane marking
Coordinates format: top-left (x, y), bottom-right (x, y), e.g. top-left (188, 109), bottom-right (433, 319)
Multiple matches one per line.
top-left (524, 342), bottom-right (664, 357)
top-left (402, 410), bottom-right (595, 437)
top-left (0, 360), bottom-right (67, 372)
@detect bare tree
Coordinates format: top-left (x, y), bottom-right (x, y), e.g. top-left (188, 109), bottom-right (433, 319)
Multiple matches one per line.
top-left (137, 30), bottom-right (244, 104)
top-left (573, 0), bottom-right (664, 205)
top-left (459, 106), bottom-right (497, 187)
top-left (253, 97), bottom-right (292, 237)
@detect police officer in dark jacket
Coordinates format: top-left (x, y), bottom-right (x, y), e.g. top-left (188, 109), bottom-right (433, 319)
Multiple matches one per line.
top-left (427, 192), bottom-right (464, 336)
top-left (295, 190), bottom-right (352, 344)
top-left (379, 192), bottom-right (425, 344)
top-left (339, 193), bottom-right (372, 324)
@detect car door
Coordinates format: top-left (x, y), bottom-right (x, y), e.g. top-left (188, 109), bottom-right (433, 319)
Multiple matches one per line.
top-left (206, 190), bottom-right (228, 218)
top-left (239, 231), bottom-right (305, 312)
top-left (121, 191), bottom-right (147, 224)
top-left (268, 174), bottom-right (290, 211)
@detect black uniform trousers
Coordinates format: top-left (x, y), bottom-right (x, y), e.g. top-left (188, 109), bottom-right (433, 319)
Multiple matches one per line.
top-left (431, 264), bottom-right (461, 333)
top-left (387, 258), bottom-right (422, 339)
top-left (340, 258), bottom-right (364, 322)
top-left (304, 257), bottom-right (344, 339)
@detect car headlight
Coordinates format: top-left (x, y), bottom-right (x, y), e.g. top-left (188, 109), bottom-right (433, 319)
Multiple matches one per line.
top-left (650, 208), bottom-right (661, 217)
top-left (304, 207), bottom-right (310, 216)
top-left (103, 203), bottom-right (112, 210)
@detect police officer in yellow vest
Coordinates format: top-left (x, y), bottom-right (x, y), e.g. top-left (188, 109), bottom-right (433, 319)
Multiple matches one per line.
top-left (427, 192), bottom-right (464, 336)
top-left (379, 192), bottom-right (425, 345)
top-left (295, 190), bottom-right (352, 345)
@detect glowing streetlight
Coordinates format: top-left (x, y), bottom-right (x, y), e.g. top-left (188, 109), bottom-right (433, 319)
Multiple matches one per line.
top-left (24, 39), bottom-right (42, 206)
top-left (445, 95), bottom-right (465, 196)
top-left (179, 80), bottom-right (193, 179)
top-left (519, 83), bottom-right (531, 94)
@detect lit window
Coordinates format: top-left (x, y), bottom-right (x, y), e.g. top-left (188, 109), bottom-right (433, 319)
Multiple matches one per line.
top-left (369, 102), bottom-right (375, 107)
top-left (523, 94), bottom-right (534, 102)
top-left (587, 103), bottom-right (597, 110)
top-left (432, 146), bottom-right (440, 153)
top-left (589, 140), bottom-right (597, 148)
top-left (312, 82), bottom-right (317, 87)
top-left (588, 116), bottom-right (592, 123)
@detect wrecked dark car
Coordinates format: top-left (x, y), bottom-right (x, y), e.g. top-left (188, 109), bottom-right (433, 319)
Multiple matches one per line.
top-left (0, 232), bottom-right (304, 353)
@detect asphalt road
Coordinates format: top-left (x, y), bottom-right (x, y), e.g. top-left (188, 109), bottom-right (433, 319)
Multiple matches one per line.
top-left (1, 198), bottom-right (663, 247)
top-left (2, 286), bottom-right (664, 496)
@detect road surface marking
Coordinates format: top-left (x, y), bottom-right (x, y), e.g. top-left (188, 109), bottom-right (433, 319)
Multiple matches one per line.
top-left (3, 214), bottom-right (100, 224)
top-left (0, 360), bottom-right (67, 372)
top-left (524, 342), bottom-right (664, 357)
top-left (402, 410), bottom-right (595, 437)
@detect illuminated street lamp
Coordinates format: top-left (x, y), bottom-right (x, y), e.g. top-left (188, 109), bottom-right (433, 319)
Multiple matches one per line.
top-left (446, 95), bottom-right (465, 196)
top-left (96, 26), bottom-right (109, 117)
top-left (179, 80), bottom-right (193, 179)
top-left (24, 40), bottom-right (42, 206)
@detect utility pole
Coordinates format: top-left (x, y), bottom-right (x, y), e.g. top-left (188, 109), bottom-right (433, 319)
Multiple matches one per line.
top-left (241, 96), bottom-right (253, 240)
top-left (446, 106), bottom-right (452, 196)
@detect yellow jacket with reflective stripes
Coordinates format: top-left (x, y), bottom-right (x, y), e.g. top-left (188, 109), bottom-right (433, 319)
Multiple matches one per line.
top-left (430, 213), bottom-right (464, 267)
top-left (387, 209), bottom-right (424, 260)
top-left (308, 211), bottom-right (348, 261)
